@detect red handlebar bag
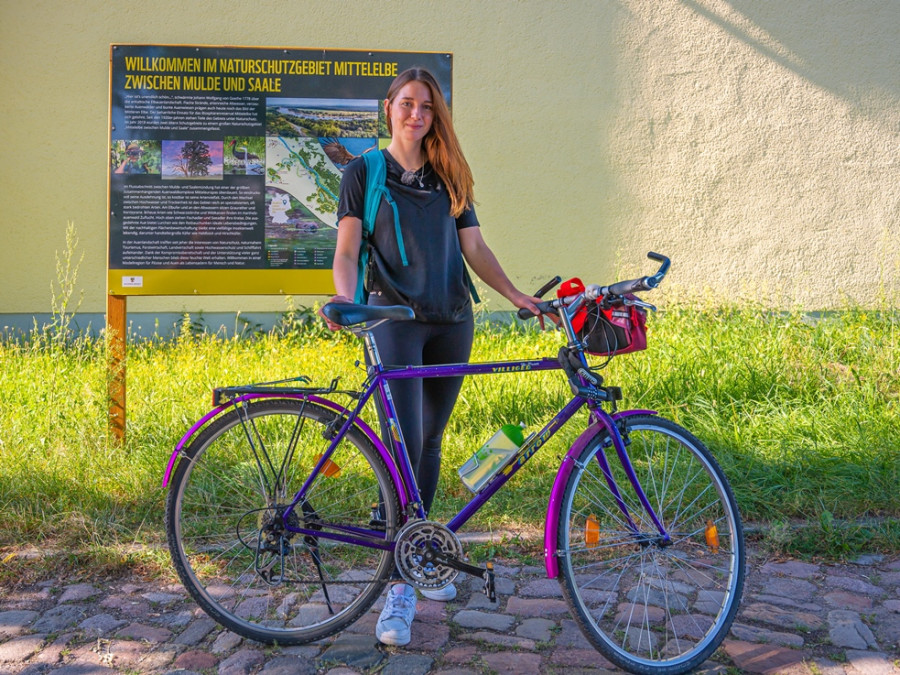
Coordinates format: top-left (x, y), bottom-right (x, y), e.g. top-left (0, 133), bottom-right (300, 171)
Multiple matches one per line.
top-left (558, 278), bottom-right (647, 356)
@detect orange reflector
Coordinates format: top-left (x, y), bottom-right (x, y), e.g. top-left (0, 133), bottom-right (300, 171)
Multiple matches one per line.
top-left (704, 519), bottom-right (719, 553)
top-left (585, 514), bottom-right (600, 548)
top-left (314, 454), bottom-right (341, 478)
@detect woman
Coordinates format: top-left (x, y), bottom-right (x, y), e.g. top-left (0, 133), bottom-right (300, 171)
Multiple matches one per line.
top-left (323, 67), bottom-right (540, 646)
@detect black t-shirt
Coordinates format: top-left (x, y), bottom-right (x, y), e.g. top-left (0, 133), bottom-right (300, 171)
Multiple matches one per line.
top-left (337, 149), bottom-right (479, 323)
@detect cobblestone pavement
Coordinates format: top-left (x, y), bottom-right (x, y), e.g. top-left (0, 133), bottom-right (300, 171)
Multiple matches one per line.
top-left (1, 546), bottom-right (898, 675)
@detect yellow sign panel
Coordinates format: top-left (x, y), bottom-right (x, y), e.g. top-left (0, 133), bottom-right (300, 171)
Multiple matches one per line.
top-left (107, 269), bottom-right (335, 296)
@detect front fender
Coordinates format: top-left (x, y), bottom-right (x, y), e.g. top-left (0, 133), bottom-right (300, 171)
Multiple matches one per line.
top-left (543, 409), bottom-right (656, 578)
top-left (161, 395), bottom-right (399, 500)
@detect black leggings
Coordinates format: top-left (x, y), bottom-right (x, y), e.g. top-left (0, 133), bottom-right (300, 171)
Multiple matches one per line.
top-left (367, 297), bottom-right (474, 515)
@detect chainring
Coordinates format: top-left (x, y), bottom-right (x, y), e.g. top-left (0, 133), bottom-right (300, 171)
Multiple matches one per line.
top-left (393, 519), bottom-right (462, 590)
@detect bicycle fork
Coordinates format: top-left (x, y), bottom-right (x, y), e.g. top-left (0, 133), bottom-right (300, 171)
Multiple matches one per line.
top-left (592, 408), bottom-right (672, 547)
top-left (543, 407), bottom-right (669, 579)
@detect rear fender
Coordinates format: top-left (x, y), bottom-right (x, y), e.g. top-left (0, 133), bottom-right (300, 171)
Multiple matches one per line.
top-left (543, 409), bottom-right (656, 578)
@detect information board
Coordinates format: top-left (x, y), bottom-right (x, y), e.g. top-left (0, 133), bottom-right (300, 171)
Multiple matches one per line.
top-left (108, 45), bottom-right (452, 296)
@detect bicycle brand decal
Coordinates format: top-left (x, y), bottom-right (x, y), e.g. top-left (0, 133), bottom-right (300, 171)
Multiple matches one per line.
top-left (490, 361), bottom-right (538, 373)
top-left (388, 419), bottom-right (400, 442)
top-left (501, 418), bottom-right (563, 474)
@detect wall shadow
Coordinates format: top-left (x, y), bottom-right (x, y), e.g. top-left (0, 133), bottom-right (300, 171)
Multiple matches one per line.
top-left (683, 0), bottom-right (899, 116)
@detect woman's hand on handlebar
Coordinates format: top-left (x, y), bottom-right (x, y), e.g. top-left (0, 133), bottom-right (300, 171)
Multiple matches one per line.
top-left (510, 291), bottom-right (556, 330)
top-left (319, 295), bottom-right (352, 331)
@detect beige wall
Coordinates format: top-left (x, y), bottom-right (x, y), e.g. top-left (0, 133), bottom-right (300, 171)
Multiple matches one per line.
top-left (1, 0), bottom-right (897, 316)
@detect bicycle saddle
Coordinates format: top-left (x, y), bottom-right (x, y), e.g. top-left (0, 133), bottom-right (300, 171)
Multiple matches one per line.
top-left (322, 303), bottom-right (415, 327)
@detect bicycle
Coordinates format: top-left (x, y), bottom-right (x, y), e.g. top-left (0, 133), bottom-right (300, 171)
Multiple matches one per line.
top-left (164, 252), bottom-right (745, 675)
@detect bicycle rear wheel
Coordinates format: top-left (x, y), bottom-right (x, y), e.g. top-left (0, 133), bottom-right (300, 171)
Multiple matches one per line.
top-left (166, 398), bottom-right (399, 644)
top-left (557, 415), bottom-right (744, 675)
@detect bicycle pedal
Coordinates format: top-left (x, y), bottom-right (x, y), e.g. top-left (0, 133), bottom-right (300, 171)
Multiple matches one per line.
top-left (482, 561), bottom-right (496, 602)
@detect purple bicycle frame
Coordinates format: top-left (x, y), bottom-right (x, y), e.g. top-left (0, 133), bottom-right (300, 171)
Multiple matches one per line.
top-left (279, 358), bottom-right (565, 549)
top-left (165, 355), bottom-right (668, 577)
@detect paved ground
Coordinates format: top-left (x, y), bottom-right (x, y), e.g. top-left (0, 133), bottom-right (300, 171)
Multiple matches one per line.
top-left (1, 546), bottom-right (898, 675)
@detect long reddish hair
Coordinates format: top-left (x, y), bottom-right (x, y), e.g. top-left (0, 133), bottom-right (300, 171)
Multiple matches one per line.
top-left (385, 68), bottom-right (474, 218)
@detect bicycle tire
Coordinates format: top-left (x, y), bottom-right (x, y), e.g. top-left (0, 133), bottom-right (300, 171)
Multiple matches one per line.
top-left (556, 415), bottom-right (744, 675)
top-left (166, 398), bottom-right (400, 645)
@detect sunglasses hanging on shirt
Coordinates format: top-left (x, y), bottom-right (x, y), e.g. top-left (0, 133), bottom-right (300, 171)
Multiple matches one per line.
top-left (400, 165), bottom-right (426, 188)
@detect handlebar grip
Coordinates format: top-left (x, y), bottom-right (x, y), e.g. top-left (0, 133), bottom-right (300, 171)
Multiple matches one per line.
top-left (517, 300), bottom-right (556, 320)
top-left (534, 275), bottom-right (562, 299)
top-left (607, 277), bottom-right (653, 296)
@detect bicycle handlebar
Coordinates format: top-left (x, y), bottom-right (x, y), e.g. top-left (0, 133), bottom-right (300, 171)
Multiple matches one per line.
top-left (517, 252), bottom-right (670, 321)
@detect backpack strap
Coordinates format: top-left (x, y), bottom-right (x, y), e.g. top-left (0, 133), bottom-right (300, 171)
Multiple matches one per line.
top-left (355, 150), bottom-right (409, 304)
top-left (465, 267), bottom-right (481, 304)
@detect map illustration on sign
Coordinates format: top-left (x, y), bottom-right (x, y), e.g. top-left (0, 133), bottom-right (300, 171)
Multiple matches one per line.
top-left (265, 98), bottom-right (379, 224)
top-left (263, 98), bottom-right (379, 268)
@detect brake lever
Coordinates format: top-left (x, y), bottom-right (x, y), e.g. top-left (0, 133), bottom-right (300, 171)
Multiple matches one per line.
top-left (623, 297), bottom-right (657, 312)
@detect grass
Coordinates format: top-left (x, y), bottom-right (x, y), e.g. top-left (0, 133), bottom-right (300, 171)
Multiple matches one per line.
top-left (0, 295), bottom-right (898, 581)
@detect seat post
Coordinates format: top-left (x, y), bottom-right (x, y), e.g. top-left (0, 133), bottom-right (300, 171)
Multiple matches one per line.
top-left (357, 329), bottom-right (384, 375)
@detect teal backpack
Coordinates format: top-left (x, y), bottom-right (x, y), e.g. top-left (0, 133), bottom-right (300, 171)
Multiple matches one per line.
top-left (354, 150), bottom-right (480, 306)
top-left (354, 150), bottom-right (408, 304)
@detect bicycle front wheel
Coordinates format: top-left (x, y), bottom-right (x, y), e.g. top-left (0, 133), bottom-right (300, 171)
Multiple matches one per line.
top-left (166, 398), bottom-right (400, 645)
top-left (557, 415), bottom-right (744, 675)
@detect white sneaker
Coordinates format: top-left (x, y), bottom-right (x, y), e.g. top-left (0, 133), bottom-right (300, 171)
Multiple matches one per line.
top-left (375, 583), bottom-right (417, 646)
top-left (420, 582), bottom-right (457, 602)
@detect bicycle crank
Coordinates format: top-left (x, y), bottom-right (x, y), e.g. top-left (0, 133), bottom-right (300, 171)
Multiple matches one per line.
top-left (393, 520), bottom-right (496, 601)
